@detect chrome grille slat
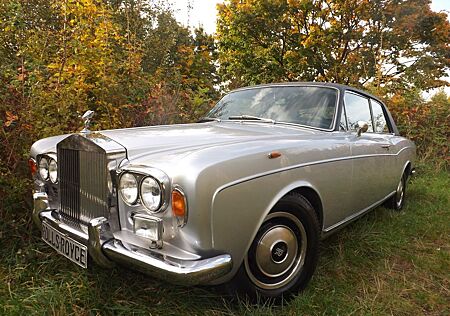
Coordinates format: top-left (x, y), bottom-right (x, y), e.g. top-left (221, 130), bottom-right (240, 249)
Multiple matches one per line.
top-left (59, 148), bottom-right (81, 227)
top-left (79, 151), bottom-right (108, 224)
top-left (58, 141), bottom-right (108, 229)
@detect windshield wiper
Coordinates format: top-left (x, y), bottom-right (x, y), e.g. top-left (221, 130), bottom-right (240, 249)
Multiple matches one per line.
top-left (197, 117), bottom-right (221, 123)
top-left (228, 115), bottom-right (275, 123)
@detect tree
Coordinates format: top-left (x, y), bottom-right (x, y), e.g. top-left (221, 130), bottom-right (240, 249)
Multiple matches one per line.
top-left (216, 0), bottom-right (450, 92)
top-left (0, 0), bottom-right (221, 201)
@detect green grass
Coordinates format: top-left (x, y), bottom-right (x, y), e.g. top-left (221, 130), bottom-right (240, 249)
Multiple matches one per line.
top-left (1, 170), bottom-right (449, 315)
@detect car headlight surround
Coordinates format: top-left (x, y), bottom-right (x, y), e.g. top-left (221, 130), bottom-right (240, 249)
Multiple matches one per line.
top-left (119, 173), bottom-right (139, 205)
top-left (48, 159), bottom-right (58, 183)
top-left (140, 176), bottom-right (163, 212)
top-left (38, 157), bottom-right (49, 180)
top-left (119, 166), bottom-right (171, 213)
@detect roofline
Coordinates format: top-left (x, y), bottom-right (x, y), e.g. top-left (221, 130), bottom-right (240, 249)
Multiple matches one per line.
top-left (230, 82), bottom-right (384, 105)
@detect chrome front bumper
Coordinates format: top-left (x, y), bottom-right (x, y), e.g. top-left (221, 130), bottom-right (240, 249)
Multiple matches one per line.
top-left (33, 193), bottom-right (232, 286)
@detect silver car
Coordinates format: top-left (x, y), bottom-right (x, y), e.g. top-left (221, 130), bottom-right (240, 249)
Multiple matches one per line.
top-left (30, 83), bottom-right (416, 299)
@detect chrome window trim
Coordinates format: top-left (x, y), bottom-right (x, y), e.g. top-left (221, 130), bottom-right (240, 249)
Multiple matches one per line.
top-left (343, 90), bottom-right (375, 133)
top-left (208, 84), bottom-right (341, 132)
top-left (340, 100), bottom-right (349, 131)
top-left (341, 94), bottom-right (394, 135)
top-left (368, 96), bottom-right (376, 132)
top-left (369, 98), bottom-right (393, 134)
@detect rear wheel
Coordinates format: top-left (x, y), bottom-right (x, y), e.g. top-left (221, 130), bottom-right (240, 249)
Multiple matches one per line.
top-left (385, 172), bottom-right (407, 210)
top-left (229, 193), bottom-right (320, 300)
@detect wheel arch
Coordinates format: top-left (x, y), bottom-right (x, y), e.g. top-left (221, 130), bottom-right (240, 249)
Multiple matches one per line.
top-left (401, 160), bottom-right (412, 181)
top-left (289, 187), bottom-right (323, 230)
top-left (243, 182), bottom-right (324, 263)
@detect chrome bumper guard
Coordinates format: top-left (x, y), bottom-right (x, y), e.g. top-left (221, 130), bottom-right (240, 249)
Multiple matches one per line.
top-left (33, 193), bottom-right (232, 286)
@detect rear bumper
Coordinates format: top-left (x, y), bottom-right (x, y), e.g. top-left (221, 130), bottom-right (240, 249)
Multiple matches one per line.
top-left (33, 193), bottom-right (232, 286)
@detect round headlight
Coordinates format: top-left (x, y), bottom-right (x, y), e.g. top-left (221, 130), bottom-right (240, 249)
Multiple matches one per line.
top-left (140, 176), bottom-right (162, 212)
top-left (38, 157), bottom-right (49, 180)
top-left (48, 159), bottom-right (58, 183)
top-left (119, 173), bottom-right (138, 205)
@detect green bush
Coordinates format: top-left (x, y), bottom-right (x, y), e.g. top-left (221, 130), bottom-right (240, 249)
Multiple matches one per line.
top-left (387, 90), bottom-right (449, 170)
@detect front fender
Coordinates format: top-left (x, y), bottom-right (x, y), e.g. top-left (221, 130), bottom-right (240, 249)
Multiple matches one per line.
top-left (210, 170), bottom-right (323, 284)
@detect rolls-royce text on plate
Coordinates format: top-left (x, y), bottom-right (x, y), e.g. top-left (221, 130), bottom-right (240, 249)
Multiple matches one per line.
top-left (30, 83), bottom-right (416, 298)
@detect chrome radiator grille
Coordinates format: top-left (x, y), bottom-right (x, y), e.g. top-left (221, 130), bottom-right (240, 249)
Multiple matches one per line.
top-left (58, 147), bottom-right (109, 227)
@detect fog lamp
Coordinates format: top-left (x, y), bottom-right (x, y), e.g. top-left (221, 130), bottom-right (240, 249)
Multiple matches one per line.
top-left (133, 214), bottom-right (163, 248)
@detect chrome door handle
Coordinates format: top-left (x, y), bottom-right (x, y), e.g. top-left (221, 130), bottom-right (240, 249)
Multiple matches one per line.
top-left (381, 144), bottom-right (391, 149)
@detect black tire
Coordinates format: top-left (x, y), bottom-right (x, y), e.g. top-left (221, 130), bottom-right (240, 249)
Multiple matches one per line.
top-left (385, 172), bottom-right (407, 210)
top-left (227, 193), bottom-right (320, 301)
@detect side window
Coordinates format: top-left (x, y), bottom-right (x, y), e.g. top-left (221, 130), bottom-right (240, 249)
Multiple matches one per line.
top-left (343, 92), bottom-right (374, 132)
top-left (371, 99), bottom-right (390, 133)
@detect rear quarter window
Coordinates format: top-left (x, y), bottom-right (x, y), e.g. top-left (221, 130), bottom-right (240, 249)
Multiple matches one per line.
top-left (370, 99), bottom-right (390, 133)
top-left (343, 92), bottom-right (374, 132)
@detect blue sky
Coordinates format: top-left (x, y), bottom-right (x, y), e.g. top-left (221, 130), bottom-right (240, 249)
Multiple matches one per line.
top-left (431, 0), bottom-right (450, 13)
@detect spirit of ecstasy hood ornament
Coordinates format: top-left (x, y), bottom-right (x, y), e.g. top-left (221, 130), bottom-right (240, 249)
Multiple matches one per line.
top-left (80, 110), bottom-right (95, 135)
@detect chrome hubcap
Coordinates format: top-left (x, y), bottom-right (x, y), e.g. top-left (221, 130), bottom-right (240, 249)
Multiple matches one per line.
top-left (245, 212), bottom-right (307, 290)
top-left (255, 225), bottom-right (298, 277)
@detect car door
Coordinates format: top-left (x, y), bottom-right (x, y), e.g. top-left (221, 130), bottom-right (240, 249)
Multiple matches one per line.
top-left (369, 98), bottom-right (399, 191)
top-left (343, 92), bottom-right (392, 215)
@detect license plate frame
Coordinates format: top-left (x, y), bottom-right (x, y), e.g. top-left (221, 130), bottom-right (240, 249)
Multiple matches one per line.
top-left (42, 221), bottom-right (88, 268)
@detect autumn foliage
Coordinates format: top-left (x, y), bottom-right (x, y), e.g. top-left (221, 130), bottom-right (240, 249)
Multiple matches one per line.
top-left (216, 0), bottom-right (449, 91)
top-left (387, 90), bottom-right (450, 169)
top-left (0, 0), bottom-right (218, 209)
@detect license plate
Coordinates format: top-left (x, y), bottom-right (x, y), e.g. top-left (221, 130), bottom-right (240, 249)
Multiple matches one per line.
top-left (42, 221), bottom-right (88, 268)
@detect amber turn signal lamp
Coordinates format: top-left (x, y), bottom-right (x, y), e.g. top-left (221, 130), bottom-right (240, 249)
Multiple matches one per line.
top-left (172, 189), bottom-right (186, 217)
top-left (172, 188), bottom-right (187, 227)
top-left (28, 158), bottom-right (37, 176)
top-left (268, 151), bottom-right (282, 159)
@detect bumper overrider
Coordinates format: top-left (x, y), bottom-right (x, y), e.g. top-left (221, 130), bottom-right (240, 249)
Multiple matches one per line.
top-left (33, 192), bottom-right (232, 286)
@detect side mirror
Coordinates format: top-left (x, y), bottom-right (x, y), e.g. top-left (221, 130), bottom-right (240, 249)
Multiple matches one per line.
top-left (356, 121), bottom-right (369, 136)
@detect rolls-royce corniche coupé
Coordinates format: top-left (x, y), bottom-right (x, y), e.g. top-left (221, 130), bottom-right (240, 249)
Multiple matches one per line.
top-left (30, 83), bottom-right (416, 298)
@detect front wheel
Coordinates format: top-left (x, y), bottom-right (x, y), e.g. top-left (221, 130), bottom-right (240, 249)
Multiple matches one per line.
top-left (229, 193), bottom-right (320, 300)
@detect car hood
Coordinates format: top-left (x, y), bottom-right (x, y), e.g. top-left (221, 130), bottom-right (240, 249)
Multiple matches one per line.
top-left (100, 122), bottom-right (319, 161)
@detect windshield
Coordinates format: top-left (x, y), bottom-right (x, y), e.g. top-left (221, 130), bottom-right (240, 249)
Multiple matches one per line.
top-left (207, 86), bottom-right (338, 129)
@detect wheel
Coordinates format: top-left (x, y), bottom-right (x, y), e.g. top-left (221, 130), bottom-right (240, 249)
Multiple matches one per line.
top-left (228, 193), bottom-right (320, 300)
top-left (385, 172), bottom-right (407, 210)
